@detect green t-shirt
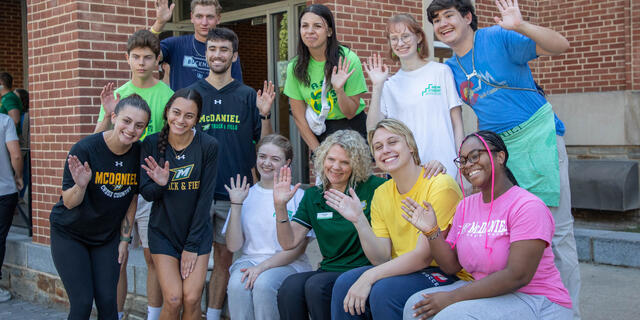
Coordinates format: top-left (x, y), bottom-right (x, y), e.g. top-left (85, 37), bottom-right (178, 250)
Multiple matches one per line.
top-left (0, 91), bottom-right (22, 115)
top-left (98, 80), bottom-right (174, 141)
top-left (292, 175), bottom-right (386, 272)
top-left (284, 46), bottom-right (367, 120)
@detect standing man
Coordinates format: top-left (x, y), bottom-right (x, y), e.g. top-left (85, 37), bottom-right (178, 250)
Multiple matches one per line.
top-left (0, 113), bottom-right (23, 302)
top-left (189, 27), bottom-right (274, 320)
top-left (151, 0), bottom-right (242, 90)
top-left (427, 0), bottom-right (581, 318)
top-left (0, 72), bottom-right (23, 129)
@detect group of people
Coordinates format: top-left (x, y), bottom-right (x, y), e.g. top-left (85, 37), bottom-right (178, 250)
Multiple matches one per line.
top-left (8, 0), bottom-right (581, 319)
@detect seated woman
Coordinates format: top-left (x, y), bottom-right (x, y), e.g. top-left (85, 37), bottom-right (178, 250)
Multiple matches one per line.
top-left (50, 95), bottom-right (150, 319)
top-left (402, 131), bottom-right (572, 320)
top-left (223, 134), bottom-right (313, 320)
top-left (328, 119), bottom-right (469, 320)
top-left (273, 130), bottom-right (386, 320)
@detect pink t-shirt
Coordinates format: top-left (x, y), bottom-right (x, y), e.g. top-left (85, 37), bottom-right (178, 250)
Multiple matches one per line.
top-left (445, 186), bottom-right (572, 308)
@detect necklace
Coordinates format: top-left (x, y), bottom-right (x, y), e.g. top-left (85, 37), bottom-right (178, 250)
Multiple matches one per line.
top-left (171, 145), bottom-right (187, 160)
top-left (192, 36), bottom-right (205, 58)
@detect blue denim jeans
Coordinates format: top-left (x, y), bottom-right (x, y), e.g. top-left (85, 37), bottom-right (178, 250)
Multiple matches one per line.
top-left (331, 265), bottom-right (457, 320)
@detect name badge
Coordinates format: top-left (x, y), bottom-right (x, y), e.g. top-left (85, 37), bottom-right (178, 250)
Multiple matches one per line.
top-left (317, 212), bottom-right (333, 220)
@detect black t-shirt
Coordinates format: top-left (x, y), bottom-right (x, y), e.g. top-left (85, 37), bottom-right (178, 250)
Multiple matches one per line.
top-left (189, 79), bottom-right (261, 200)
top-left (141, 131), bottom-right (218, 254)
top-left (49, 133), bottom-right (140, 245)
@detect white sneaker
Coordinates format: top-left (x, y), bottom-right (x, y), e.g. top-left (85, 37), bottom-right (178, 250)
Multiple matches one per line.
top-left (0, 287), bottom-right (11, 302)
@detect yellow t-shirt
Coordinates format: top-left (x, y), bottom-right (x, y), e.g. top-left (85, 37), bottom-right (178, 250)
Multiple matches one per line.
top-left (371, 170), bottom-right (462, 258)
top-left (371, 170), bottom-right (473, 281)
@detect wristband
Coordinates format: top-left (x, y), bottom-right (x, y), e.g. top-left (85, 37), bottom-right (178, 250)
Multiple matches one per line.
top-left (260, 112), bottom-right (271, 120)
top-left (150, 27), bottom-right (161, 35)
top-left (231, 202), bottom-right (243, 206)
top-left (120, 235), bottom-right (132, 243)
top-left (278, 219), bottom-right (289, 223)
top-left (421, 225), bottom-right (440, 240)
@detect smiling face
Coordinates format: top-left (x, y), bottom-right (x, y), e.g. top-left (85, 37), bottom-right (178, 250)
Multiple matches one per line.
top-left (431, 7), bottom-right (473, 48)
top-left (126, 47), bottom-right (159, 81)
top-left (371, 128), bottom-right (414, 173)
top-left (166, 97), bottom-right (198, 137)
top-left (300, 12), bottom-right (332, 52)
top-left (191, 5), bottom-right (220, 41)
top-left (110, 105), bottom-right (149, 145)
top-left (323, 144), bottom-right (353, 190)
top-left (206, 39), bottom-right (236, 74)
top-left (388, 23), bottom-right (421, 60)
top-left (458, 137), bottom-right (506, 189)
top-left (256, 143), bottom-right (290, 181)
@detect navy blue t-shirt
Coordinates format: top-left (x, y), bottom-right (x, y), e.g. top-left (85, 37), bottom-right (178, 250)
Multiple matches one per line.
top-left (50, 133), bottom-right (140, 245)
top-left (161, 34), bottom-right (243, 91)
top-left (189, 79), bottom-right (261, 200)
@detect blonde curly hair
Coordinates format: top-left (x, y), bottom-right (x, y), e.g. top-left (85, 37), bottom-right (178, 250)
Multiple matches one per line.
top-left (313, 130), bottom-right (373, 191)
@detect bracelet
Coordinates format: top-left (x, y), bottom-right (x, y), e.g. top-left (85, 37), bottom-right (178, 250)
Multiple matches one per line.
top-left (278, 219), bottom-right (289, 223)
top-left (421, 225), bottom-right (440, 240)
top-left (150, 27), bottom-right (161, 35)
top-left (231, 202), bottom-right (243, 206)
top-left (260, 112), bottom-right (271, 120)
top-left (120, 235), bottom-right (132, 243)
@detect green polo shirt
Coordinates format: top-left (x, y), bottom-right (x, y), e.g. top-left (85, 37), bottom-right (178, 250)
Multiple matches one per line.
top-left (292, 175), bottom-right (386, 272)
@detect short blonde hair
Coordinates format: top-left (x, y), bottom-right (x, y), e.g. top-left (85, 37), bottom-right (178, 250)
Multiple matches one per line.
top-left (368, 118), bottom-right (421, 165)
top-left (191, 0), bottom-right (222, 15)
top-left (313, 130), bottom-right (373, 191)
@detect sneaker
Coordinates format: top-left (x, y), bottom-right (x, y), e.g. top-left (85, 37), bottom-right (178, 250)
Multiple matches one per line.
top-left (0, 287), bottom-right (11, 302)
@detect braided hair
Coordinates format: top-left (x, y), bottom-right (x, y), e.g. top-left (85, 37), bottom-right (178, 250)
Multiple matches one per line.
top-left (157, 89), bottom-right (203, 163)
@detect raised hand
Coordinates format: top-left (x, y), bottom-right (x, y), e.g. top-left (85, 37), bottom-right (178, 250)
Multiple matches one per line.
top-left (363, 53), bottom-right (389, 86)
top-left (100, 82), bottom-right (120, 118)
top-left (240, 264), bottom-right (266, 290)
top-left (180, 250), bottom-right (197, 279)
top-left (67, 155), bottom-right (92, 188)
top-left (256, 80), bottom-right (276, 117)
top-left (224, 174), bottom-right (250, 204)
top-left (324, 188), bottom-right (363, 223)
top-left (141, 156), bottom-right (170, 186)
top-left (400, 198), bottom-right (439, 234)
top-left (331, 56), bottom-right (355, 91)
top-left (273, 166), bottom-right (301, 207)
top-left (155, 0), bottom-right (175, 25)
top-left (494, 0), bottom-right (524, 31)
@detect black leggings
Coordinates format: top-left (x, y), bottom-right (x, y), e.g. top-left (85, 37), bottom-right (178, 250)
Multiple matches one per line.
top-left (317, 111), bottom-right (367, 143)
top-left (0, 192), bottom-right (18, 279)
top-left (277, 269), bottom-right (343, 320)
top-left (50, 226), bottom-right (120, 320)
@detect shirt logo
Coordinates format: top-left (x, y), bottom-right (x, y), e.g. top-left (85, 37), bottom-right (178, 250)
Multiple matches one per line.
top-left (317, 212), bottom-right (333, 220)
top-left (421, 84), bottom-right (442, 96)
top-left (170, 164), bottom-right (194, 181)
top-left (115, 161), bottom-right (123, 167)
top-left (213, 99), bottom-right (222, 104)
top-left (176, 154), bottom-right (186, 160)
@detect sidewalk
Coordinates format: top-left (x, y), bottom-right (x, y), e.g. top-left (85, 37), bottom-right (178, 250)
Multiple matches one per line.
top-left (1, 262), bottom-right (639, 320)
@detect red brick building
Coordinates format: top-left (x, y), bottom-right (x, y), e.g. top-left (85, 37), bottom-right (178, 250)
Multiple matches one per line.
top-left (0, 0), bottom-right (638, 308)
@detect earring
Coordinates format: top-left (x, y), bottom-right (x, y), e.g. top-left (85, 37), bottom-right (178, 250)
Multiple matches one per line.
top-left (417, 47), bottom-right (421, 53)
top-left (391, 52), bottom-right (397, 58)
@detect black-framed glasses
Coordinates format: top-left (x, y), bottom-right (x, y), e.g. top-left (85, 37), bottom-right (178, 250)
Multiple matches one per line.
top-left (453, 149), bottom-right (494, 169)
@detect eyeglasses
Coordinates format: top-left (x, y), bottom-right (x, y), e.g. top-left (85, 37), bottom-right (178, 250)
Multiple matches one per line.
top-left (389, 34), bottom-right (413, 46)
top-left (453, 149), bottom-right (494, 169)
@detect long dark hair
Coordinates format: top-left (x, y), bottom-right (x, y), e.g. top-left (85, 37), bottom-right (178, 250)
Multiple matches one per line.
top-left (157, 89), bottom-right (203, 163)
top-left (294, 4), bottom-right (343, 87)
top-left (460, 130), bottom-right (518, 186)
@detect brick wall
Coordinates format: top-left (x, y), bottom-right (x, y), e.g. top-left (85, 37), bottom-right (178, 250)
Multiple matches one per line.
top-left (28, 0), bottom-right (155, 244)
top-left (224, 19), bottom-right (268, 92)
top-left (0, 0), bottom-right (24, 89)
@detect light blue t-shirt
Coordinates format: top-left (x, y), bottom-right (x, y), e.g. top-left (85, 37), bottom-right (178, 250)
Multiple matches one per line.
top-left (0, 114), bottom-right (18, 196)
top-left (445, 26), bottom-right (565, 135)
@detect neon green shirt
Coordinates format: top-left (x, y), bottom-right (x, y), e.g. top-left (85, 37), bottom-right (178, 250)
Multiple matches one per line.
top-left (284, 46), bottom-right (367, 120)
top-left (98, 81), bottom-right (173, 141)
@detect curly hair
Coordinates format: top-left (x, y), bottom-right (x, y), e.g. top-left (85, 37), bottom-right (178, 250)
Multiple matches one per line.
top-left (312, 130), bottom-right (372, 191)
